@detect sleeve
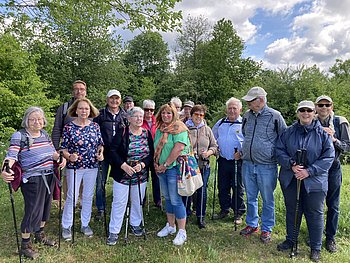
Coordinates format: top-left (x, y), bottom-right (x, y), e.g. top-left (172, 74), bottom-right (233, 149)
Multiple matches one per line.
top-left (60, 124), bottom-right (70, 150)
top-left (110, 127), bottom-right (126, 167)
top-left (207, 127), bottom-right (218, 155)
top-left (173, 131), bottom-right (190, 146)
top-left (212, 119), bottom-right (220, 140)
top-left (141, 130), bottom-right (154, 168)
top-left (277, 113), bottom-right (287, 134)
top-left (5, 132), bottom-right (22, 161)
top-left (334, 120), bottom-right (350, 154)
top-left (95, 123), bottom-right (104, 146)
top-left (275, 130), bottom-right (295, 169)
top-left (51, 104), bottom-right (64, 150)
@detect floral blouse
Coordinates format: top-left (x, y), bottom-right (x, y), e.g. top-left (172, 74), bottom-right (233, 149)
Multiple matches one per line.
top-left (61, 121), bottom-right (103, 169)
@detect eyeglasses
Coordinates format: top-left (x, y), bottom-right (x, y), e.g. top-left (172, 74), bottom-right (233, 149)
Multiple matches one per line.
top-left (298, 108), bottom-right (314, 113)
top-left (144, 108), bottom-right (155, 112)
top-left (317, 103), bottom-right (332, 108)
top-left (28, 118), bottom-right (43, 123)
top-left (193, 113), bottom-right (205, 118)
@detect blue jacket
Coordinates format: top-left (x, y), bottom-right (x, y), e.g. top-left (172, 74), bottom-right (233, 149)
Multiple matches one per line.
top-left (242, 105), bottom-right (286, 164)
top-left (275, 120), bottom-right (335, 193)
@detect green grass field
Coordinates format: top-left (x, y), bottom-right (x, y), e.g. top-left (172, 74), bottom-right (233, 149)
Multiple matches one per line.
top-left (0, 163), bottom-right (349, 263)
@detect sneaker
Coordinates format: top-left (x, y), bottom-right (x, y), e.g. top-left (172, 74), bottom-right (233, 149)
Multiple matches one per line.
top-left (234, 216), bottom-right (243, 225)
top-left (157, 223), bottom-right (176, 237)
top-left (107, 233), bottom-right (118, 246)
top-left (239, 225), bottom-right (259, 236)
top-left (95, 210), bottom-right (104, 222)
top-left (62, 227), bottom-right (72, 241)
top-left (310, 249), bottom-right (321, 262)
top-left (34, 231), bottom-right (56, 246)
top-left (277, 239), bottom-right (294, 251)
top-left (131, 225), bottom-right (144, 237)
top-left (81, 225), bottom-right (93, 237)
top-left (197, 217), bottom-right (206, 229)
top-left (326, 239), bottom-right (337, 253)
top-left (260, 231), bottom-right (272, 243)
top-left (213, 210), bottom-right (229, 220)
top-left (20, 240), bottom-right (39, 259)
top-left (173, 229), bottom-right (187, 246)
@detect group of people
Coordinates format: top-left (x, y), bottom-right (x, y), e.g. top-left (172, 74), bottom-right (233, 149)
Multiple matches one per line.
top-left (1, 82), bottom-right (349, 263)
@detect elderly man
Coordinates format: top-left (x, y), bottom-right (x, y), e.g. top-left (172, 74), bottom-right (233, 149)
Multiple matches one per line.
top-left (170, 97), bottom-right (182, 113)
top-left (240, 87), bottom-right (287, 243)
top-left (181, 100), bottom-right (194, 123)
top-left (212, 97), bottom-right (246, 223)
top-left (314, 95), bottom-right (350, 253)
top-left (123, 96), bottom-right (135, 112)
top-left (93, 90), bottom-right (127, 219)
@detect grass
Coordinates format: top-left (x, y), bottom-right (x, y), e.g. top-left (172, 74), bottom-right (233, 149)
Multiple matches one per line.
top-left (0, 162), bottom-right (349, 263)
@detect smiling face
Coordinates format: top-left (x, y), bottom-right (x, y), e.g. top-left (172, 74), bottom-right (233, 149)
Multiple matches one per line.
top-left (192, 110), bottom-right (205, 126)
top-left (76, 101), bottom-right (90, 119)
top-left (226, 101), bottom-right (242, 121)
top-left (315, 99), bottom-right (333, 119)
top-left (297, 108), bottom-right (315, 125)
top-left (27, 111), bottom-right (44, 133)
top-left (128, 111), bottom-right (144, 129)
top-left (161, 109), bottom-right (174, 125)
top-left (107, 95), bottom-right (121, 110)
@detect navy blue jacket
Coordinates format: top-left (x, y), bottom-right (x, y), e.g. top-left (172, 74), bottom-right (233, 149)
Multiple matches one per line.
top-left (275, 120), bottom-right (335, 193)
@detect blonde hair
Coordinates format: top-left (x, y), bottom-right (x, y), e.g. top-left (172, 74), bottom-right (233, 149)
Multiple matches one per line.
top-left (68, 98), bottom-right (99, 118)
top-left (155, 103), bottom-right (179, 127)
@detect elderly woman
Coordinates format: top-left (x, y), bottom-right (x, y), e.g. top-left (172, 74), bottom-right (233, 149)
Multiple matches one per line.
top-left (107, 107), bottom-right (154, 245)
top-left (141, 99), bottom-right (161, 207)
top-left (61, 98), bottom-right (104, 240)
top-left (185, 105), bottom-right (218, 228)
top-left (275, 101), bottom-right (335, 262)
top-left (154, 103), bottom-right (191, 246)
top-left (1, 107), bottom-right (66, 259)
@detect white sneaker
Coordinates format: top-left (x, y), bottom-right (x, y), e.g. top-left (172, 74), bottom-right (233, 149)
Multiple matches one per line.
top-left (157, 223), bottom-right (176, 237)
top-left (173, 229), bottom-right (187, 246)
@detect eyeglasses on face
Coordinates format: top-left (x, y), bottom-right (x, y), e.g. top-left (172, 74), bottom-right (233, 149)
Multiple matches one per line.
top-left (193, 113), bottom-right (205, 118)
top-left (29, 118), bottom-right (43, 123)
top-left (144, 108), bottom-right (154, 112)
top-left (317, 103), bottom-right (332, 108)
top-left (298, 108), bottom-right (314, 113)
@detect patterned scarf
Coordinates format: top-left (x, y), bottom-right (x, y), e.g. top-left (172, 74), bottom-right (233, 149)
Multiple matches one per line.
top-left (154, 120), bottom-right (188, 164)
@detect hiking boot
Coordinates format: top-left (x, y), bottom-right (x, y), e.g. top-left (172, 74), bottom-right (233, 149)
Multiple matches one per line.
top-left (107, 233), bottom-right (118, 246)
top-left (157, 222), bottom-right (176, 237)
top-left (20, 240), bottom-right (39, 259)
top-left (234, 215), bottom-right (243, 225)
top-left (197, 217), bottom-right (206, 229)
top-left (213, 210), bottom-right (229, 220)
top-left (326, 239), bottom-right (337, 253)
top-left (131, 225), bottom-right (144, 237)
top-left (34, 231), bottom-right (56, 246)
top-left (239, 225), bottom-right (259, 237)
top-left (173, 229), bottom-right (187, 246)
top-left (62, 227), bottom-right (72, 241)
top-left (95, 210), bottom-right (104, 222)
top-left (81, 225), bottom-right (93, 237)
top-left (277, 239), bottom-right (293, 251)
top-left (310, 249), bottom-right (321, 262)
top-left (260, 231), bottom-right (272, 243)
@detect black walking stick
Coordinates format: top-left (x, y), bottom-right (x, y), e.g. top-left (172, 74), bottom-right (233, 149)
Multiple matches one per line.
top-left (234, 148), bottom-right (238, 231)
top-left (124, 178), bottom-right (132, 244)
top-left (3, 160), bottom-right (22, 263)
top-left (137, 176), bottom-right (147, 240)
top-left (72, 165), bottom-right (77, 244)
top-left (98, 161), bottom-right (108, 241)
top-left (58, 151), bottom-right (63, 249)
top-left (199, 164), bottom-right (206, 227)
top-left (211, 158), bottom-right (218, 220)
top-left (290, 149), bottom-right (307, 258)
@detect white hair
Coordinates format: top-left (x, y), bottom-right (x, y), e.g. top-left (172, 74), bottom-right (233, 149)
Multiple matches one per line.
top-left (170, 97), bottom-right (182, 108)
top-left (143, 99), bottom-right (155, 109)
top-left (21, 106), bottom-right (47, 128)
top-left (225, 97), bottom-right (242, 109)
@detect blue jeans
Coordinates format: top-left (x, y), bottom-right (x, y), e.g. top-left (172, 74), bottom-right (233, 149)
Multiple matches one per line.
top-left (95, 160), bottom-right (109, 211)
top-left (158, 167), bottom-right (186, 219)
top-left (242, 160), bottom-right (278, 232)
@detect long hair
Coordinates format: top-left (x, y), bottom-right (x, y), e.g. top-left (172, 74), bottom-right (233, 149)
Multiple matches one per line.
top-left (67, 98), bottom-right (99, 118)
top-left (155, 103), bottom-right (179, 128)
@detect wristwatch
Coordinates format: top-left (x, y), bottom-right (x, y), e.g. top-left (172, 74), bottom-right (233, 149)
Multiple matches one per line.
top-left (163, 162), bottom-right (169, 168)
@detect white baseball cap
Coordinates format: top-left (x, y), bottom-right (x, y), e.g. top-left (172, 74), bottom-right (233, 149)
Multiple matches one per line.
top-left (107, 89), bottom-right (121, 98)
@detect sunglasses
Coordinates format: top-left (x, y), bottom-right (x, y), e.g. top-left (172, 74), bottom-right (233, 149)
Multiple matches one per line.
top-left (193, 113), bottom-right (205, 118)
top-left (298, 108), bottom-right (314, 113)
top-left (317, 103), bottom-right (332, 108)
top-left (144, 108), bottom-right (154, 112)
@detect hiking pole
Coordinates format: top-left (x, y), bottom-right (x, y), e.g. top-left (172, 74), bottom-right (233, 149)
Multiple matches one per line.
top-left (234, 148), bottom-right (238, 231)
top-left (58, 151), bottom-right (63, 249)
top-left (137, 176), bottom-right (147, 240)
top-left (290, 149), bottom-right (306, 258)
top-left (72, 165), bottom-right (77, 244)
top-left (98, 161), bottom-right (108, 242)
top-left (211, 158), bottom-right (218, 220)
top-left (124, 178), bottom-right (132, 244)
top-left (3, 160), bottom-right (22, 263)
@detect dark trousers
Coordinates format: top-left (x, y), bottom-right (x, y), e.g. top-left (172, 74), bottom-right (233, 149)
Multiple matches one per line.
top-left (325, 159), bottom-right (342, 241)
top-left (95, 160), bottom-right (109, 211)
top-left (281, 178), bottom-right (326, 250)
top-left (217, 157), bottom-right (246, 216)
top-left (21, 174), bottom-right (55, 233)
top-left (149, 163), bottom-right (161, 204)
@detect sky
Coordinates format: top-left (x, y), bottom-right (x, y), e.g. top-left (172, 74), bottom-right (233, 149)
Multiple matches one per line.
top-left (157, 0), bottom-right (350, 71)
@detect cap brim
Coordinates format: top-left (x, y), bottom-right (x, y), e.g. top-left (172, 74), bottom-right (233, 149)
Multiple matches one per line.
top-left (242, 95), bottom-right (256, 101)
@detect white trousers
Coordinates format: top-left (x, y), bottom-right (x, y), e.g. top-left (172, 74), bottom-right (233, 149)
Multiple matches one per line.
top-left (109, 180), bottom-right (146, 234)
top-left (62, 168), bottom-right (97, 228)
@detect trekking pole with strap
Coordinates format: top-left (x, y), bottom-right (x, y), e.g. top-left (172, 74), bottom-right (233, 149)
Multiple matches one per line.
top-left (124, 178), bottom-right (132, 244)
top-left (290, 149), bottom-right (306, 258)
top-left (234, 148), bottom-right (238, 231)
top-left (3, 160), bottom-right (22, 263)
top-left (72, 164), bottom-right (77, 244)
top-left (137, 174), bottom-right (147, 240)
top-left (211, 157), bottom-right (218, 220)
top-left (58, 151), bottom-right (63, 249)
top-left (98, 161), bottom-right (108, 242)
top-left (199, 164), bottom-right (206, 226)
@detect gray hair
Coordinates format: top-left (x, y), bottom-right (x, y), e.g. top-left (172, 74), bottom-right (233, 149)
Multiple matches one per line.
top-left (225, 97), bottom-right (242, 109)
top-left (143, 99), bottom-right (155, 109)
top-left (127, 106), bottom-right (144, 117)
top-left (21, 106), bottom-right (47, 128)
top-left (170, 97), bottom-right (182, 108)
